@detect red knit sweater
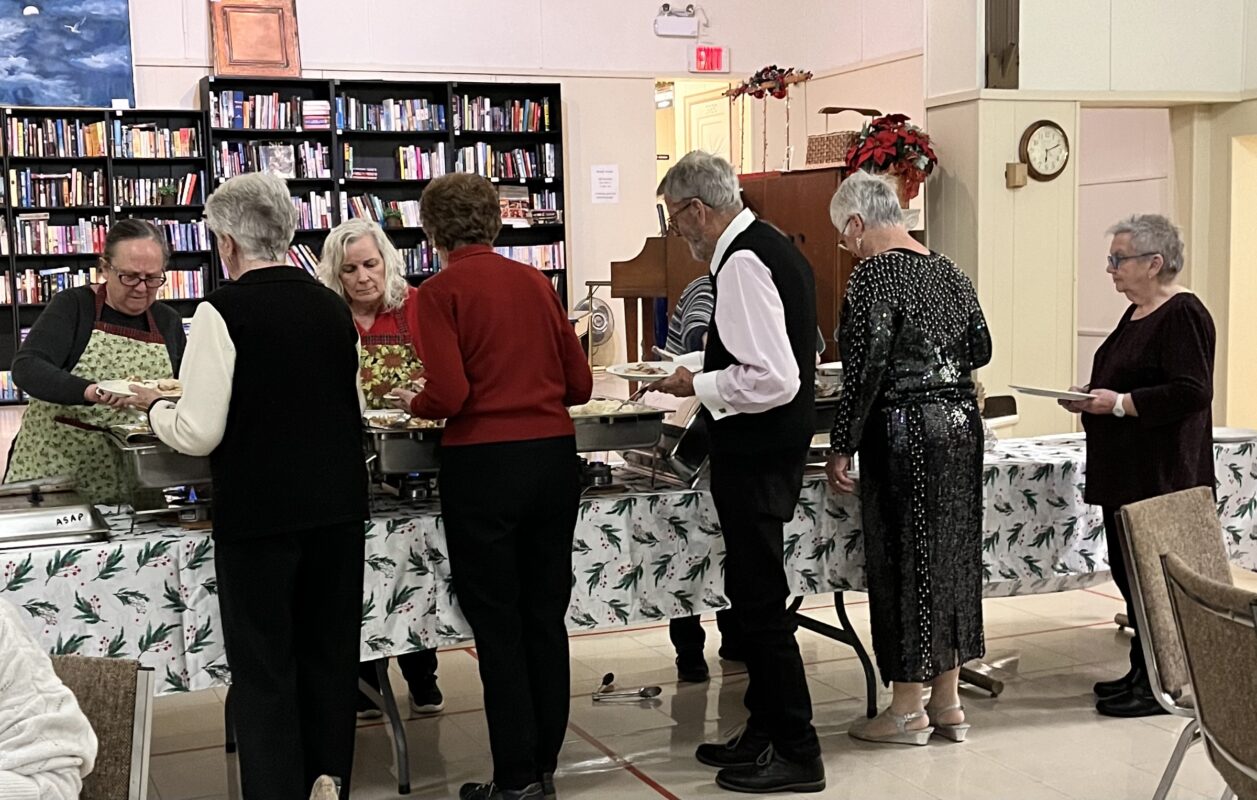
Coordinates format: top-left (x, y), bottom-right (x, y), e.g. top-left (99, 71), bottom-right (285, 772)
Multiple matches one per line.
top-left (409, 245), bottom-right (593, 446)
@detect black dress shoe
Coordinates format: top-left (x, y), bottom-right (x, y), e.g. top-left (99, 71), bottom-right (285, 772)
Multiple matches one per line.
top-left (696, 727), bottom-right (771, 768)
top-left (459, 781), bottom-right (543, 799)
top-left (715, 746), bottom-right (826, 794)
top-left (719, 644), bottom-right (748, 663)
top-left (1093, 666), bottom-right (1143, 699)
top-left (677, 654), bottom-right (710, 683)
top-left (1096, 683), bottom-right (1168, 718)
top-left (541, 772), bottom-right (556, 800)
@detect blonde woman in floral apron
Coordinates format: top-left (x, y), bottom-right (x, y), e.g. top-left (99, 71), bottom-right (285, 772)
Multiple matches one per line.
top-left (318, 218), bottom-right (444, 716)
top-left (6, 220), bottom-right (186, 504)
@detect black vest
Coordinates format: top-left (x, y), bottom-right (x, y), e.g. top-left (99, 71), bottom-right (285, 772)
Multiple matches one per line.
top-left (702, 220), bottom-right (817, 455)
top-left (207, 267), bottom-right (368, 539)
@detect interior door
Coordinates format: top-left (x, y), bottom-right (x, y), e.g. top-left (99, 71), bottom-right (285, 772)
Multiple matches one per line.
top-left (685, 87), bottom-right (732, 160)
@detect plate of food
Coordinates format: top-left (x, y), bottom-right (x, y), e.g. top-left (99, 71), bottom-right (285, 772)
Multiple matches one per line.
top-left (1009, 384), bottom-right (1095, 402)
top-left (568, 399), bottom-right (658, 417)
top-left (606, 362), bottom-right (680, 381)
top-left (98, 378), bottom-right (182, 398)
top-left (363, 409), bottom-right (442, 430)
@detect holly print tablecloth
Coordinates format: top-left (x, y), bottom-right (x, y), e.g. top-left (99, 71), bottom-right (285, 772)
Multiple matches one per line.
top-left (2, 436), bottom-right (1254, 695)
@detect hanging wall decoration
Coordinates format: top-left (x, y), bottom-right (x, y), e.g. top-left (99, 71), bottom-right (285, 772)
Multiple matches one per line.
top-left (0, 0), bottom-right (135, 107)
top-left (210, 0), bottom-right (302, 78)
top-left (724, 64), bottom-right (812, 172)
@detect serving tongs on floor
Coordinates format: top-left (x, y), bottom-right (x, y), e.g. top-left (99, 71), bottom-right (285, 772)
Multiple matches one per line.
top-left (591, 672), bottom-right (663, 702)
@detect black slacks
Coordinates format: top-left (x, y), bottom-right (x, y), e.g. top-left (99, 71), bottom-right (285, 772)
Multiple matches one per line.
top-left (215, 522), bottom-right (365, 800)
top-left (439, 436), bottom-right (580, 790)
top-left (669, 609), bottom-right (742, 656)
top-left (709, 448), bottom-right (820, 762)
top-left (359, 649), bottom-right (437, 700)
top-left (1103, 507), bottom-right (1148, 679)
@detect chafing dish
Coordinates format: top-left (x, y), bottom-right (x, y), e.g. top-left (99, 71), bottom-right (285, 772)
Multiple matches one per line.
top-left (572, 405), bottom-right (665, 453)
top-left (363, 424), bottom-right (443, 476)
top-left (0, 477), bottom-right (111, 551)
top-left (106, 430), bottom-right (212, 490)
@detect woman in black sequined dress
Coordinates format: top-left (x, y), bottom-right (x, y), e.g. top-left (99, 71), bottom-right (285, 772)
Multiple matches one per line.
top-left (825, 172), bottom-right (992, 746)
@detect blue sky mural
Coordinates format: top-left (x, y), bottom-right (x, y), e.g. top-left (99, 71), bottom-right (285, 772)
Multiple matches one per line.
top-left (0, 0), bottom-right (134, 107)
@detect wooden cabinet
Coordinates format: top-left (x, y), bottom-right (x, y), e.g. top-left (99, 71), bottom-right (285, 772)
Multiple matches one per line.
top-left (740, 167), bottom-right (854, 361)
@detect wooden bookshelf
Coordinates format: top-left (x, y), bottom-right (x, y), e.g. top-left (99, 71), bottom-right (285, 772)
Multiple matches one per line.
top-left (199, 76), bottom-right (569, 305)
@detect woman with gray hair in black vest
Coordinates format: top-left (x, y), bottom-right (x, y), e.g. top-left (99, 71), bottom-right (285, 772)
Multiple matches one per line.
top-left (826, 170), bottom-right (992, 747)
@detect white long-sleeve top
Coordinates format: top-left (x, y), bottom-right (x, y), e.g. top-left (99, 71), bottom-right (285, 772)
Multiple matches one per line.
top-left (691, 209), bottom-right (801, 420)
top-left (0, 599), bottom-right (97, 800)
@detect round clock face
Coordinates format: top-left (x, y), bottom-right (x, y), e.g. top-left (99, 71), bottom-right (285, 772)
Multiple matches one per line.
top-left (1021, 121), bottom-right (1069, 180)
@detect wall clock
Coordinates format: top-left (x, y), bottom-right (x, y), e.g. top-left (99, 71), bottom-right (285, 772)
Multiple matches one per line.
top-left (1019, 120), bottom-right (1069, 181)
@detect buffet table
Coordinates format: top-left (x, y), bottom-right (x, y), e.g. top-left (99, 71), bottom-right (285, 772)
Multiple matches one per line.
top-left (3, 436), bottom-right (1255, 697)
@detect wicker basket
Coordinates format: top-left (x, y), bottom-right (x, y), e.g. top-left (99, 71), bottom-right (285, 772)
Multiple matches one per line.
top-left (806, 130), bottom-right (858, 166)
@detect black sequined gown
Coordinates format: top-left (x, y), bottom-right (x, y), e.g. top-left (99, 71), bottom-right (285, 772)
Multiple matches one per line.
top-left (831, 248), bottom-right (992, 684)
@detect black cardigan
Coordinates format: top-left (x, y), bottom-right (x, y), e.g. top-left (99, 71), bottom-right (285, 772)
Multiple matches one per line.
top-left (12, 286), bottom-right (186, 405)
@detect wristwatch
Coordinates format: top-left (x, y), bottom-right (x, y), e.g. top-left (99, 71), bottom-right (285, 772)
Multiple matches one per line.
top-left (1112, 394), bottom-right (1127, 418)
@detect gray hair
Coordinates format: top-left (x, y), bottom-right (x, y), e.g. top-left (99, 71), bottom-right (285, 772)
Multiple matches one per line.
top-left (1106, 214), bottom-right (1184, 281)
top-left (656, 150), bottom-right (743, 212)
top-left (829, 171), bottom-right (905, 231)
top-left (317, 219), bottom-right (409, 312)
top-left (205, 173), bottom-right (298, 262)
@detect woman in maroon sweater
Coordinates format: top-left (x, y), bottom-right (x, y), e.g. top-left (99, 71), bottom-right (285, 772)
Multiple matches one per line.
top-left (1061, 214), bottom-right (1215, 719)
top-left (392, 173), bottom-right (591, 800)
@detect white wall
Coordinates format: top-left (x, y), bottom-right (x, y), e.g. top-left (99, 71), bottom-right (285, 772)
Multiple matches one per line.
top-left (1075, 109), bottom-right (1172, 387)
top-left (1247, 0), bottom-right (1257, 91)
top-left (924, 0), bottom-right (981, 98)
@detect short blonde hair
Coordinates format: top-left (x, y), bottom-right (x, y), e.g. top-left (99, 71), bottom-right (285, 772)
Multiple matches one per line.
top-left (317, 218), bottom-right (409, 312)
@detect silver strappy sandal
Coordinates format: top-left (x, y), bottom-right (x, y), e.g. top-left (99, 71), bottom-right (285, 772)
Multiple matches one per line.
top-left (848, 709), bottom-right (934, 746)
top-left (925, 703), bottom-right (970, 742)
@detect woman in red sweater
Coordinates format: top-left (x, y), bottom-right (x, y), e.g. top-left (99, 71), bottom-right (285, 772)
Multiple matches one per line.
top-left (391, 174), bottom-right (591, 800)
top-left (318, 219), bottom-right (444, 719)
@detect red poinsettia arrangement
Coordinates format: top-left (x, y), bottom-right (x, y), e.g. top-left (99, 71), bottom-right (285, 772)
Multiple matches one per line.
top-left (844, 114), bottom-right (938, 202)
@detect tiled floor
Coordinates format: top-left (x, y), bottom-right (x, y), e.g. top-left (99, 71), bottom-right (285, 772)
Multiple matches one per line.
top-left (144, 572), bottom-right (1257, 800)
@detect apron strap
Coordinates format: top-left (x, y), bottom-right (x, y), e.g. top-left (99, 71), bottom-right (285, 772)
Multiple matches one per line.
top-left (53, 415), bottom-right (108, 433)
top-left (93, 285), bottom-right (166, 344)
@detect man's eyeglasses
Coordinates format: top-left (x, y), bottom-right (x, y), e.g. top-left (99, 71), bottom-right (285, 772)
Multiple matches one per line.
top-left (111, 268), bottom-right (167, 289)
top-left (1106, 252), bottom-right (1159, 270)
top-left (665, 197), bottom-right (700, 233)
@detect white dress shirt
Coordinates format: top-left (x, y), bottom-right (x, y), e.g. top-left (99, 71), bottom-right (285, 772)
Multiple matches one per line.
top-left (691, 208), bottom-right (801, 420)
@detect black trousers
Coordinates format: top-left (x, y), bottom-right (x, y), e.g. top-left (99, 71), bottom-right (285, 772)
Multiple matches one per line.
top-left (709, 448), bottom-right (820, 762)
top-left (216, 522), bottom-right (365, 800)
top-left (669, 609), bottom-right (742, 657)
top-left (440, 436), bottom-right (580, 790)
top-left (1103, 507), bottom-right (1149, 680)
top-left (359, 649), bottom-right (438, 701)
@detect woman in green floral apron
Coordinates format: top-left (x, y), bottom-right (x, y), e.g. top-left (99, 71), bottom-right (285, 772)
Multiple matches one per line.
top-left (5, 220), bottom-right (187, 505)
top-left (318, 218), bottom-right (445, 716)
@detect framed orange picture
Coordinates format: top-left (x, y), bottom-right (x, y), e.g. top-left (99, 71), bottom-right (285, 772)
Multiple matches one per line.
top-left (209, 0), bottom-right (302, 78)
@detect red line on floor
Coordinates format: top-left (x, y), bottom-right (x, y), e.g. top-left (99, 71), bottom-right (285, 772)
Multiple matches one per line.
top-left (1083, 587), bottom-right (1126, 602)
top-left (566, 720), bottom-right (683, 800)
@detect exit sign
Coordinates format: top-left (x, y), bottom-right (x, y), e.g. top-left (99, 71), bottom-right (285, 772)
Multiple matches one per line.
top-left (689, 45), bottom-right (730, 74)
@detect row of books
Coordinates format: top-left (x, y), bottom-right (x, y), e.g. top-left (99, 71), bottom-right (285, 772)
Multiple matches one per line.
top-left (397, 144), bottom-right (447, 181)
top-left (214, 141), bottom-right (331, 180)
top-left (292, 191), bottom-right (334, 230)
top-left (148, 219), bottom-right (210, 253)
top-left (113, 172), bottom-right (204, 207)
top-left (455, 144), bottom-right (558, 180)
top-left (494, 244), bottom-right (565, 271)
top-left (336, 97), bottom-right (446, 132)
top-left (14, 214), bottom-right (107, 255)
top-left (9, 168), bottom-right (107, 208)
top-left (111, 122), bottom-right (201, 159)
top-left (8, 266), bottom-right (208, 305)
top-left (7, 118), bottom-right (108, 158)
top-left (155, 269), bottom-right (208, 301)
top-left (399, 243), bottom-right (438, 276)
top-left (343, 195), bottom-right (421, 228)
top-left (453, 96), bottom-right (552, 134)
top-left (286, 243), bottom-right (319, 276)
top-left (0, 372), bottom-right (21, 403)
top-left (209, 92), bottom-right (332, 131)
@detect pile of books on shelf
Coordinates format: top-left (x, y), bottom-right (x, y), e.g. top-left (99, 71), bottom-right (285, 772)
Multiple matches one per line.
top-left (14, 213), bottom-right (107, 255)
top-left (16, 266), bottom-right (100, 304)
top-left (455, 144), bottom-right (556, 181)
top-left (114, 172), bottom-right (204, 206)
top-left (155, 269), bottom-right (208, 301)
top-left (292, 192), bottom-right (334, 230)
top-left (209, 91), bottom-right (305, 130)
top-left (302, 101), bottom-right (332, 130)
top-left (149, 219), bottom-right (210, 252)
top-left (286, 243), bottom-right (320, 276)
top-left (111, 122), bottom-right (201, 158)
top-left (336, 97), bottom-right (447, 132)
top-left (498, 186), bottom-right (530, 226)
top-left (7, 117), bottom-right (108, 158)
top-left (0, 372), bottom-right (21, 403)
top-left (399, 243), bottom-right (437, 276)
top-left (9, 168), bottom-right (107, 208)
top-left (397, 144), bottom-right (447, 180)
top-left (347, 167), bottom-right (378, 181)
top-left (214, 141), bottom-right (331, 180)
top-left (453, 96), bottom-right (551, 133)
top-left (343, 194), bottom-right (421, 227)
top-left (495, 244), bottom-right (565, 271)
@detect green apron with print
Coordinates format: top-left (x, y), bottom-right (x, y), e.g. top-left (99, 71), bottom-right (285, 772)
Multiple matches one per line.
top-left (359, 308), bottom-right (425, 410)
top-left (5, 286), bottom-right (173, 504)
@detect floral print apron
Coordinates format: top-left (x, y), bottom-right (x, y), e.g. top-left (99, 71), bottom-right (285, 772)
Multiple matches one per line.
top-left (359, 308), bottom-right (425, 410)
top-left (5, 286), bottom-right (173, 504)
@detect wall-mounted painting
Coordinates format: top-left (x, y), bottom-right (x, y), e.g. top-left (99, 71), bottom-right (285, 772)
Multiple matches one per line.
top-left (0, 0), bottom-right (135, 108)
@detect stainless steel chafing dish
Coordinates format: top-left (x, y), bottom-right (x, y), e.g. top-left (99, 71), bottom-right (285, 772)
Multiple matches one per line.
top-left (0, 477), bottom-right (111, 551)
top-left (106, 429), bottom-right (212, 490)
top-left (573, 404), bottom-right (666, 453)
top-left (363, 423), bottom-right (443, 476)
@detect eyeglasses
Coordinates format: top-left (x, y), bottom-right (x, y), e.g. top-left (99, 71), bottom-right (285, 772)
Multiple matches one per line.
top-left (837, 216), bottom-right (856, 253)
top-left (110, 268), bottom-right (167, 289)
top-left (665, 197), bottom-right (700, 233)
top-left (1107, 252), bottom-right (1159, 270)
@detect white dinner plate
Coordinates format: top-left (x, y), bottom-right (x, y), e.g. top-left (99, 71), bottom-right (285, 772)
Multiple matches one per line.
top-left (96, 379), bottom-right (139, 397)
top-left (1214, 427), bottom-right (1257, 443)
top-left (1010, 384), bottom-right (1095, 402)
top-left (607, 362), bottom-right (680, 381)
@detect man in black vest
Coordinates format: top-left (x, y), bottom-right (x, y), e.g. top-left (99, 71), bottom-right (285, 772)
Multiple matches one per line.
top-left (653, 151), bottom-right (824, 794)
top-left (136, 173), bottom-right (368, 800)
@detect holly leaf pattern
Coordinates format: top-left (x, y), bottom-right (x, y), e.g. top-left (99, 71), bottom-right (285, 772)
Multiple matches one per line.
top-left (162, 581), bottom-right (188, 613)
top-left (2, 555), bottom-right (34, 592)
top-left (72, 593), bottom-right (104, 625)
top-left (105, 629), bottom-right (127, 658)
top-left (184, 539), bottom-right (213, 572)
top-left (92, 546), bottom-right (126, 582)
top-left (135, 541), bottom-right (172, 572)
top-left (138, 622), bottom-right (179, 655)
top-left (45, 548), bottom-right (86, 584)
top-left (51, 633), bottom-right (92, 655)
top-left (186, 619), bottom-right (214, 654)
top-left (386, 585), bottom-right (421, 616)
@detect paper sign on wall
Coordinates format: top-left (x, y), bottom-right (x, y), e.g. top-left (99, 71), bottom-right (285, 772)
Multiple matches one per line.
top-left (591, 165), bottom-right (620, 204)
